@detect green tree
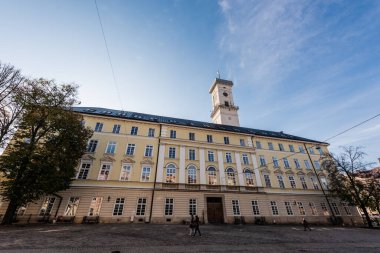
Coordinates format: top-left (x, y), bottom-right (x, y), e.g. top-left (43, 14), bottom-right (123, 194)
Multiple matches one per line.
top-left (321, 146), bottom-right (378, 228)
top-left (0, 79), bottom-right (93, 225)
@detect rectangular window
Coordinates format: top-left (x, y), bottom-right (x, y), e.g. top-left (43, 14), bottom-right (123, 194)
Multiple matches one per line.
top-left (189, 199), bottom-right (197, 215)
top-left (148, 128), bottom-right (155, 137)
top-left (318, 147), bottom-right (324, 155)
top-left (130, 126), bottom-right (138, 135)
top-left (189, 149), bottom-right (196, 160)
top-left (126, 144), bottom-right (136, 156)
top-left (112, 124), bottom-right (121, 134)
top-left (240, 139), bottom-right (245, 146)
top-left (272, 157), bottom-right (279, 167)
top-left (169, 147), bottom-right (176, 159)
top-left (98, 164), bottom-right (111, 180)
top-left (94, 122), bottom-right (103, 132)
top-left (297, 202), bottom-right (306, 215)
top-left (64, 197), bottom-right (80, 216)
top-left (87, 140), bottom-right (98, 152)
top-left (224, 137), bottom-right (230, 144)
top-left (331, 203), bottom-right (341, 215)
top-left (225, 152), bottom-right (232, 163)
top-left (207, 134), bottom-right (213, 143)
top-left (283, 158), bottom-right (290, 168)
top-left (136, 198), bottom-right (147, 216)
top-left (170, 130), bottom-right (176, 139)
top-left (120, 164), bottom-right (132, 181)
top-left (268, 142), bottom-right (274, 150)
top-left (256, 141), bottom-right (262, 149)
top-left (232, 200), bottom-right (240, 216)
top-left (320, 177), bottom-right (328, 189)
top-left (321, 202), bottom-right (329, 216)
top-left (259, 155), bottom-right (266, 166)
top-left (141, 167), bottom-right (151, 182)
top-left (294, 158), bottom-right (301, 169)
top-left (242, 154), bottom-right (249, 165)
top-left (304, 160), bottom-right (311, 170)
top-left (278, 143), bottom-right (284, 151)
top-left (106, 141), bottom-right (116, 154)
top-left (310, 177), bottom-right (319, 190)
top-left (342, 203), bottom-right (352, 215)
top-left (289, 145), bottom-right (295, 152)
top-left (251, 200), bottom-right (260, 215)
top-left (208, 151), bottom-right (214, 162)
top-left (165, 198), bottom-right (174, 216)
top-left (271, 201), bottom-right (279, 215)
top-left (264, 174), bottom-right (271, 187)
top-left (308, 147), bottom-right (315, 154)
top-left (285, 201), bottom-right (293, 215)
top-left (309, 202), bottom-right (318, 215)
top-left (77, 162), bottom-right (91, 179)
top-left (189, 132), bottom-right (195, 141)
top-left (299, 146), bottom-right (305, 153)
top-left (144, 145), bottom-right (153, 157)
top-left (88, 197), bottom-right (102, 216)
top-left (113, 198), bottom-right (125, 216)
top-left (300, 176), bottom-right (308, 189)
top-left (288, 176), bottom-right (296, 188)
top-left (313, 160), bottom-right (321, 170)
top-left (277, 175), bottom-right (285, 188)
top-left (39, 197), bottom-right (56, 216)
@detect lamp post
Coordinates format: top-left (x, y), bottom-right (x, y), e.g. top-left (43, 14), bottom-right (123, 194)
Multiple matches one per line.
top-left (304, 143), bottom-right (336, 224)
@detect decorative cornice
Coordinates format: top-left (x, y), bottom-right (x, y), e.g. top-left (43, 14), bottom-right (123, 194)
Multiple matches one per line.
top-left (100, 155), bottom-right (115, 162)
top-left (121, 157), bottom-right (136, 164)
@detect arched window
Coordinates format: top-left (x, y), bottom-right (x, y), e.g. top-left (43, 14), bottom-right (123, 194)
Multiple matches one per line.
top-left (244, 169), bottom-right (254, 186)
top-left (187, 165), bottom-right (197, 184)
top-left (166, 164), bottom-right (176, 183)
top-left (207, 166), bottom-right (217, 185)
top-left (226, 167), bottom-right (236, 186)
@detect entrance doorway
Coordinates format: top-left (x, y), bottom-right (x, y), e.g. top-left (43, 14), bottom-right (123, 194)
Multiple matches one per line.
top-left (207, 197), bottom-right (224, 223)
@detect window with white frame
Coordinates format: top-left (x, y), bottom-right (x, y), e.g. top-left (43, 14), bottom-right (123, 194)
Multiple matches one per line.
top-left (106, 141), bottom-right (117, 154)
top-left (98, 164), bottom-right (111, 180)
top-left (285, 201), bottom-right (293, 215)
top-left (251, 200), bottom-right (260, 215)
top-left (277, 175), bottom-right (285, 188)
top-left (166, 164), bottom-right (176, 183)
top-left (226, 168), bottom-right (236, 186)
top-left (271, 201), bottom-right (279, 215)
top-left (144, 145), bottom-right (153, 157)
top-left (207, 166), bottom-right (217, 185)
top-left (264, 174), bottom-right (271, 187)
top-left (242, 154), bottom-right (249, 165)
top-left (77, 162), bottom-right (91, 179)
top-left (208, 151), bottom-right (215, 162)
top-left (88, 197), bottom-right (102, 216)
top-left (331, 202), bottom-right (341, 215)
top-left (244, 169), bottom-right (254, 186)
top-left (64, 197), bottom-right (80, 216)
top-left (240, 139), bottom-right (245, 146)
top-left (313, 160), bottom-right (321, 170)
top-left (288, 175), bottom-right (296, 188)
top-left (130, 126), bottom-right (138, 135)
top-left (113, 198), bottom-right (125, 215)
top-left (39, 197), bottom-right (56, 216)
top-left (187, 165), bottom-right (197, 184)
top-left (310, 177), bottom-right (319, 190)
top-left (309, 202), bottom-right (318, 215)
top-left (232, 200), bottom-right (240, 216)
top-left (207, 134), bottom-right (213, 143)
top-left (170, 130), bottom-right (176, 139)
top-left (189, 132), bottom-right (195, 141)
top-left (304, 160), bottom-right (311, 170)
top-left (141, 166), bottom-right (151, 182)
top-left (294, 158), bottom-right (301, 169)
top-left (259, 155), bottom-right (266, 166)
top-left (148, 128), bottom-right (155, 137)
top-left (299, 146), bottom-right (305, 153)
top-left (283, 158), bottom-right (290, 168)
top-left (189, 149), bottom-right (196, 160)
top-left (256, 141), bottom-right (262, 149)
top-left (224, 136), bottom-right (230, 144)
top-left (289, 145), bottom-right (295, 152)
top-left (342, 203), bottom-right (352, 215)
top-left (189, 199), bottom-right (197, 215)
top-left (87, 140), bottom-right (98, 152)
top-left (165, 198), bottom-right (174, 215)
top-left (94, 122), bottom-right (103, 132)
top-left (169, 147), bottom-right (176, 159)
top-left (136, 198), bottom-right (147, 216)
top-left (17, 205), bottom-right (28, 216)
top-left (126, 144), bottom-right (136, 156)
top-left (321, 202), bottom-right (329, 216)
top-left (297, 202), bottom-right (306, 215)
top-left (278, 143), bottom-right (284, 151)
top-left (112, 124), bottom-right (121, 134)
top-left (268, 142), bottom-right (274, 150)
top-left (120, 163), bottom-right (132, 181)
top-left (225, 152), bottom-right (232, 163)
top-left (300, 176), bottom-right (308, 189)
top-left (272, 157), bottom-right (279, 167)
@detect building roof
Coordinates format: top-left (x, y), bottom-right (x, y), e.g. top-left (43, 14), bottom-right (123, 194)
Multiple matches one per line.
top-left (72, 106), bottom-right (327, 145)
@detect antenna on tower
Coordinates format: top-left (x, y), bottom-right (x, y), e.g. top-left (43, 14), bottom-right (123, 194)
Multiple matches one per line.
top-left (217, 69), bottom-right (221, 79)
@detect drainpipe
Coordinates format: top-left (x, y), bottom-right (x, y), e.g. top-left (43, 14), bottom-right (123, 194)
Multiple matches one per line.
top-left (149, 124), bottom-right (162, 223)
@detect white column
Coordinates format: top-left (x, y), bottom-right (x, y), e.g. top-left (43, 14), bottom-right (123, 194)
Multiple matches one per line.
top-left (199, 148), bottom-right (206, 184)
top-left (235, 152), bottom-right (244, 186)
top-left (179, 146), bottom-right (186, 184)
top-left (251, 153), bottom-right (262, 187)
top-left (217, 151), bottom-right (225, 185)
top-left (156, 144), bottom-right (166, 182)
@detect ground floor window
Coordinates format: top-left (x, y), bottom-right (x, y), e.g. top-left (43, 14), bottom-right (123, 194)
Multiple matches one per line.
top-left (320, 202), bottom-right (330, 216)
top-left (189, 199), bottom-right (197, 215)
top-left (270, 201), bottom-right (279, 215)
top-left (297, 202), bottom-right (306, 215)
top-left (165, 198), bottom-right (174, 216)
top-left (88, 197), bottom-right (102, 216)
top-left (64, 197), bottom-right (80, 216)
top-left (284, 201), bottom-right (293, 215)
top-left (342, 203), bottom-right (352, 215)
top-left (16, 205), bottom-right (28, 216)
top-left (39, 197), bottom-right (56, 216)
top-left (251, 200), bottom-right (260, 215)
top-left (113, 198), bottom-right (125, 216)
top-left (331, 202), bottom-right (341, 216)
top-left (232, 200), bottom-right (240, 216)
top-left (309, 202), bottom-right (318, 215)
top-left (136, 198), bottom-right (147, 216)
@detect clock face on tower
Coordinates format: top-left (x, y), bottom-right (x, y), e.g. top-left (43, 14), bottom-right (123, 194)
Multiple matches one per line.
top-left (223, 92), bottom-right (228, 97)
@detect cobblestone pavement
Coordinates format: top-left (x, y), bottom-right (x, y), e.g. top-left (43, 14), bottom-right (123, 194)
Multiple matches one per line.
top-left (0, 223), bottom-right (379, 253)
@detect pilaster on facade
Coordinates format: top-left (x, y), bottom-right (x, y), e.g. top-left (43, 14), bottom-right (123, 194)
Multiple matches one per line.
top-left (251, 153), bottom-right (263, 187)
top-left (156, 144), bottom-right (166, 182)
top-left (217, 151), bottom-right (225, 186)
top-left (234, 152), bottom-right (244, 186)
top-left (199, 148), bottom-right (206, 185)
top-left (179, 146), bottom-right (186, 184)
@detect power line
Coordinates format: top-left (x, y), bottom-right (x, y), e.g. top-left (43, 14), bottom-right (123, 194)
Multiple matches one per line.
top-left (94, 0), bottom-right (124, 110)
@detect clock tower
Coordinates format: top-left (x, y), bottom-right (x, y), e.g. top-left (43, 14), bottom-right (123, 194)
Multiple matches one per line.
top-left (209, 78), bottom-right (240, 126)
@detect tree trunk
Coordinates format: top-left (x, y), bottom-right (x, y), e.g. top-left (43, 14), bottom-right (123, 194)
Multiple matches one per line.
top-left (1, 199), bottom-right (18, 225)
top-left (360, 204), bottom-right (373, 228)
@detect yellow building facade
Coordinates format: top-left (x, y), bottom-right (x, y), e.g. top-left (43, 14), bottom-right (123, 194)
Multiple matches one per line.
top-left (0, 78), bottom-right (363, 225)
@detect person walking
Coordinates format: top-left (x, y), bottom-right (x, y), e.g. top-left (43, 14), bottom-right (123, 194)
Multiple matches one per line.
top-left (189, 215), bottom-right (195, 236)
top-left (303, 218), bottom-right (311, 231)
top-left (192, 215), bottom-right (202, 237)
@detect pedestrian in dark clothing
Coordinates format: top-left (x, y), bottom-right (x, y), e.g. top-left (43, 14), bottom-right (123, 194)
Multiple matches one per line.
top-left (189, 215), bottom-right (195, 235)
top-left (192, 215), bottom-right (202, 237)
top-left (303, 218), bottom-right (311, 231)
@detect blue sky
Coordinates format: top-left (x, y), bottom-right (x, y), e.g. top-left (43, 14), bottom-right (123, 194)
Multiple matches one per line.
top-left (1, 0), bottom-right (379, 164)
